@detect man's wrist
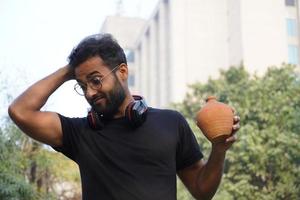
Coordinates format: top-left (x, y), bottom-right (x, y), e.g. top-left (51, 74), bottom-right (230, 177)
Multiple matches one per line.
top-left (60, 64), bottom-right (74, 81)
top-left (211, 143), bottom-right (227, 156)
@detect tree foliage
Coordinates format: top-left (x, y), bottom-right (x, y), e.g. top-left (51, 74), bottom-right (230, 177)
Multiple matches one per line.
top-left (175, 64), bottom-right (300, 199)
top-left (0, 123), bottom-right (37, 200)
top-left (0, 120), bottom-right (81, 200)
top-left (0, 74), bottom-right (81, 200)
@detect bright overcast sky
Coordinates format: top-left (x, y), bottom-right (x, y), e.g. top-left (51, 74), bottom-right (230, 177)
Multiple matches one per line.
top-left (0, 0), bottom-right (159, 119)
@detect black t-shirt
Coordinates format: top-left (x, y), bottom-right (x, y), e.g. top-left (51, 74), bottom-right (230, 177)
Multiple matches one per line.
top-left (53, 108), bottom-right (203, 200)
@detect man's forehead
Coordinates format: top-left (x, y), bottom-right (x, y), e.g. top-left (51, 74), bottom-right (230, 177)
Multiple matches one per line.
top-left (75, 58), bottom-right (110, 80)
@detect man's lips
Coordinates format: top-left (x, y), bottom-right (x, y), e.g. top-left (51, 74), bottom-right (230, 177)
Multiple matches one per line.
top-left (92, 96), bottom-right (105, 105)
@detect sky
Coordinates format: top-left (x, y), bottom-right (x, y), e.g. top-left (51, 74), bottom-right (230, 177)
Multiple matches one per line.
top-left (0, 0), bottom-right (159, 119)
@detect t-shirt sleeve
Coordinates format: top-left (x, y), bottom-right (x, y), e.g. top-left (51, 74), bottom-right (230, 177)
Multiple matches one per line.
top-left (52, 114), bottom-right (84, 162)
top-left (176, 113), bottom-right (203, 171)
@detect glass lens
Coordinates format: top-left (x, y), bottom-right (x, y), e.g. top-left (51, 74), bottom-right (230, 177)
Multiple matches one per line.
top-left (89, 76), bottom-right (102, 90)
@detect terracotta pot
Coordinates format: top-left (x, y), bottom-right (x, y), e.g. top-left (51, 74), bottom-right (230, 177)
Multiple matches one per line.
top-left (196, 96), bottom-right (234, 141)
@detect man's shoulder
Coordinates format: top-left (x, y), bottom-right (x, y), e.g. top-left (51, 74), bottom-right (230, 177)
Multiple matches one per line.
top-left (147, 107), bottom-right (183, 119)
top-left (58, 113), bottom-right (88, 127)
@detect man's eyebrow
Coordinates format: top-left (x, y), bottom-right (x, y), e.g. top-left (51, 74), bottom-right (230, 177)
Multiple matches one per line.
top-left (86, 71), bottom-right (102, 79)
top-left (76, 71), bottom-right (102, 83)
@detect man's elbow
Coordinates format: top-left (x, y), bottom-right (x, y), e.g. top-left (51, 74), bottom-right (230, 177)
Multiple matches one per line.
top-left (191, 187), bottom-right (215, 200)
top-left (8, 102), bottom-right (26, 124)
top-left (192, 192), bottom-right (213, 200)
top-left (8, 103), bottom-right (18, 120)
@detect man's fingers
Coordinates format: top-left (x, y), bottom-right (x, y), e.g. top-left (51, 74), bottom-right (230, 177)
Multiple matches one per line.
top-left (233, 115), bottom-right (240, 123)
top-left (226, 134), bottom-right (237, 143)
top-left (233, 123), bottom-right (240, 131)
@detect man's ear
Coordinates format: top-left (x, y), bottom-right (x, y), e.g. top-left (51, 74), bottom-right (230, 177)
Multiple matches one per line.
top-left (117, 63), bottom-right (129, 81)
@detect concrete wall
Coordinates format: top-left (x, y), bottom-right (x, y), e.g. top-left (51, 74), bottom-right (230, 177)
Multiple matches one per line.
top-left (111, 0), bottom-right (300, 107)
top-left (240, 0), bottom-right (287, 75)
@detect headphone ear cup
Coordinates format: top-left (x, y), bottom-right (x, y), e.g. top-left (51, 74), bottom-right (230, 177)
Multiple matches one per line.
top-left (88, 95), bottom-right (148, 129)
top-left (125, 101), bottom-right (135, 123)
top-left (87, 109), bottom-right (104, 130)
top-left (125, 96), bottom-right (148, 128)
top-left (131, 101), bottom-right (144, 127)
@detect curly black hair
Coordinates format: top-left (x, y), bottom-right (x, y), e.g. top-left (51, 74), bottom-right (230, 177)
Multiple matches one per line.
top-left (68, 33), bottom-right (127, 70)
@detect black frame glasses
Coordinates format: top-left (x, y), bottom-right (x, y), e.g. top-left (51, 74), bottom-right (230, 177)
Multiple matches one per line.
top-left (74, 65), bottom-right (120, 96)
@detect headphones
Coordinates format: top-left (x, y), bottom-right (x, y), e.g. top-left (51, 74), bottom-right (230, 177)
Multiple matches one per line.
top-left (87, 95), bottom-right (148, 130)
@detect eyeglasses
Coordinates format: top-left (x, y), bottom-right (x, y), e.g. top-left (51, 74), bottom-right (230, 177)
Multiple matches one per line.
top-left (74, 65), bottom-right (120, 96)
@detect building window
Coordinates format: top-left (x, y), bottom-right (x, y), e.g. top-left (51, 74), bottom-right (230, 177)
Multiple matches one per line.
top-left (286, 18), bottom-right (298, 36)
top-left (285, 0), bottom-right (296, 6)
top-left (288, 45), bottom-right (299, 65)
top-left (128, 74), bottom-right (135, 87)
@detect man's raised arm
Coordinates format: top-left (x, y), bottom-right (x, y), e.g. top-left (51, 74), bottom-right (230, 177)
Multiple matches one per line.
top-left (8, 65), bottom-right (73, 147)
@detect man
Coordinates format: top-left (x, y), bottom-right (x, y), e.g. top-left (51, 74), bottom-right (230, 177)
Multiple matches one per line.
top-left (8, 34), bottom-right (240, 200)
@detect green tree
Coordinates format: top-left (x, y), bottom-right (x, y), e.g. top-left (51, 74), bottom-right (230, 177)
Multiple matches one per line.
top-left (1, 73), bottom-right (81, 200)
top-left (175, 64), bottom-right (300, 199)
top-left (0, 73), bottom-right (37, 199)
top-left (0, 122), bottom-right (37, 200)
top-left (0, 119), bottom-right (81, 200)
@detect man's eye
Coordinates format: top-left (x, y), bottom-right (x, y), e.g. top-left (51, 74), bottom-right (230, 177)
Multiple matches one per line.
top-left (90, 76), bottom-right (102, 86)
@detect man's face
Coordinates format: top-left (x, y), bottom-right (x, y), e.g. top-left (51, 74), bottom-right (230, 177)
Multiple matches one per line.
top-left (74, 56), bottom-right (126, 118)
top-left (92, 76), bottom-right (126, 119)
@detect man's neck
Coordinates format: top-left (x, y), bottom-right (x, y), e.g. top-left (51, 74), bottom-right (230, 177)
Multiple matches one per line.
top-left (113, 94), bottom-right (134, 119)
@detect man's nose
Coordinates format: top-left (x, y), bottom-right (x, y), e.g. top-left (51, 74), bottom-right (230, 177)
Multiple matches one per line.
top-left (85, 85), bottom-right (98, 98)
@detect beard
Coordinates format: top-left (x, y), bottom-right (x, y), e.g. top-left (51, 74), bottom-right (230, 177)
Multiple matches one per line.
top-left (89, 78), bottom-right (126, 119)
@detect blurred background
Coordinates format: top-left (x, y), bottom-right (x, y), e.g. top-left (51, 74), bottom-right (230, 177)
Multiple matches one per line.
top-left (1, 0), bottom-right (300, 199)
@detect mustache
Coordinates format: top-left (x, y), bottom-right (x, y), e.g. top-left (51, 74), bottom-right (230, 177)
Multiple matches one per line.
top-left (89, 94), bottom-right (106, 106)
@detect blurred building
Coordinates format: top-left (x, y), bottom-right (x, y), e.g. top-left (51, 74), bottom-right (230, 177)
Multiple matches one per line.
top-left (102, 0), bottom-right (300, 108)
top-left (100, 16), bottom-right (146, 94)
